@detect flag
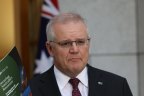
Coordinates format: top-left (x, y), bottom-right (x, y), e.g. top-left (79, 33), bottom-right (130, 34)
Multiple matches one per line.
top-left (34, 0), bottom-right (59, 74)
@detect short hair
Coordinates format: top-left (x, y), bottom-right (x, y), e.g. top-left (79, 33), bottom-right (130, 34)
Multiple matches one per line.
top-left (46, 12), bottom-right (89, 41)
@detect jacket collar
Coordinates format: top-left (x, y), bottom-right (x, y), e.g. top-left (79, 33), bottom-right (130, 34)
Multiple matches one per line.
top-left (87, 65), bottom-right (105, 96)
top-left (39, 66), bottom-right (61, 96)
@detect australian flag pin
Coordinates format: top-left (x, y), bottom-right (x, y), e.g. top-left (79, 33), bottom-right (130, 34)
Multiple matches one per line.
top-left (98, 81), bottom-right (103, 85)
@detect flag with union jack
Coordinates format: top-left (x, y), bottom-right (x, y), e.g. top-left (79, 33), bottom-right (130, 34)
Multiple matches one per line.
top-left (34, 0), bottom-right (59, 74)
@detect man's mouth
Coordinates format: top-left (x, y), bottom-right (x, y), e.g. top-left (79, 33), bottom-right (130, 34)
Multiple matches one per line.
top-left (69, 58), bottom-right (81, 62)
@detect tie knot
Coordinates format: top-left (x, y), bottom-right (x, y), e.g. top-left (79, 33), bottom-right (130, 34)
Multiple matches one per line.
top-left (69, 78), bottom-right (80, 89)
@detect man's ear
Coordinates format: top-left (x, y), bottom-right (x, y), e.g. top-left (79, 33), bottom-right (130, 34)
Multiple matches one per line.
top-left (45, 41), bottom-right (54, 56)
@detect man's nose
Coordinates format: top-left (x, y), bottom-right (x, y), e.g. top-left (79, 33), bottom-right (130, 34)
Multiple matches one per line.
top-left (69, 42), bottom-right (79, 53)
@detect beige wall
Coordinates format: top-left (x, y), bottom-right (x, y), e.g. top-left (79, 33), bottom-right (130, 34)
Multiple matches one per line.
top-left (0, 0), bottom-right (15, 59)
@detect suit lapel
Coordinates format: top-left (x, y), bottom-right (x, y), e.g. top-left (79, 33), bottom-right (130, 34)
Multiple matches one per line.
top-left (88, 65), bottom-right (106, 96)
top-left (39, 66), bottom-right (61, 96)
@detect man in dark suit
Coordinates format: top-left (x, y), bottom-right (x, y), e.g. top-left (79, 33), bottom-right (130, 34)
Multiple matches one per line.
top-left (30, 12), bottom-right (133, 96)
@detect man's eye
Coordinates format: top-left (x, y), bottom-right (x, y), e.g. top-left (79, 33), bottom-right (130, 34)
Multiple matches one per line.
top-left (77, 40), bottom-right (85, 45)
top-left (60, 41), bottom-right (71, 46)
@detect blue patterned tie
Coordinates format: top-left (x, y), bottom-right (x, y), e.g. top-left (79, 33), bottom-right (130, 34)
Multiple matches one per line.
top-left (69, 78), bottom-right (81, 96)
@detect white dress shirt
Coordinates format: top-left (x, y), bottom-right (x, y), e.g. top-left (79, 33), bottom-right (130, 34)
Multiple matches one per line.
top-left (54, 66), bottom-right (88, 96)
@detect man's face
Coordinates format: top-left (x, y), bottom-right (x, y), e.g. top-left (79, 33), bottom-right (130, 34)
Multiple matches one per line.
top-left (46, 21), bottom-right (90, 77)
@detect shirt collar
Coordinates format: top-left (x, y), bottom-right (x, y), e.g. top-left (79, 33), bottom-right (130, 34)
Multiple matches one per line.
top-left (76, 66), bottom-right (88, 88)
top-left (54, 66), bottom-right (70, 90)
top-left (54, 66), bottom-right (88, 90)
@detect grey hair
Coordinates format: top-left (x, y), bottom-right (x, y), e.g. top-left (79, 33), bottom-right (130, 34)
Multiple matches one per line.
top-left (46, 12), bottom-right (89, 41)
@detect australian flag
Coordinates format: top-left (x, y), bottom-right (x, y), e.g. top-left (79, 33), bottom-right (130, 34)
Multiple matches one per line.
top-left (34, 0), bottom-right (59, 74)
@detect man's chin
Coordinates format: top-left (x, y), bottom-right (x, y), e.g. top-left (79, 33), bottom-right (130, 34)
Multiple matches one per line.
top-left (71, 64), bottom-right (83, 71)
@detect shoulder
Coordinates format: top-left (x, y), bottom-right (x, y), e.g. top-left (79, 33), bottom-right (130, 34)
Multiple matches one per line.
top-left (87, 65), bottom-right (131, 90)
top-left (87, 64), bottom-right (126, 81)
top-left (29, 66), bottom-right (54, 88)
top-left (87, 65), bottom-right (133, 96)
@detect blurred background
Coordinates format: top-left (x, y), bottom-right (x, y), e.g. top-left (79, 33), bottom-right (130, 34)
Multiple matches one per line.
top-left (0, 0), bottom-right (144, 96)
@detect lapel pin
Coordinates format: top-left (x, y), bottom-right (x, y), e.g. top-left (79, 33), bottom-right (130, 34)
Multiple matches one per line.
top-left (98, 81), bottom-right (103, 85)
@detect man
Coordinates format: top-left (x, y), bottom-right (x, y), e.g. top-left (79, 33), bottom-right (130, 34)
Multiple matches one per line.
top-left (30, 12), bottom-right (133, 96)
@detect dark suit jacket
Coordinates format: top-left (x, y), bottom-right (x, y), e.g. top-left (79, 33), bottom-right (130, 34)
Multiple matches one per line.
top-left (29, 65), bottom-right (133, 96)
